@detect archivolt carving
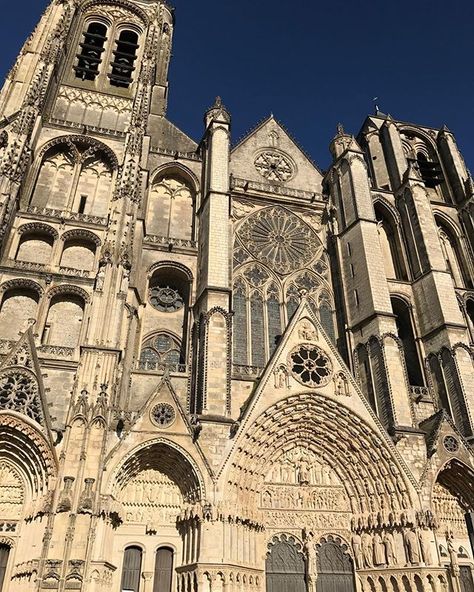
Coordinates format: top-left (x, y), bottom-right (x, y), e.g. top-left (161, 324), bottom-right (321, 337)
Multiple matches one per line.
top-left (109, 439), bottom-right (205, 504)
top-left (226, 393), bottom-right (414, 528)
top-left (61, 228), bottom-right (101, 246)
top-left (46, 284), bottom-right (90, 303)
top-left (0, 278), bottom-right (44, 297)
top-left (18, 222), bottom-right (58, 239)
top-left (0, 413), bottom-right (56, 494)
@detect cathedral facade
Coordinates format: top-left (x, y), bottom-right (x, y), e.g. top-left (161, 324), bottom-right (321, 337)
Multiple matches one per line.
top-left (0, 1), bottom-right (474, 591)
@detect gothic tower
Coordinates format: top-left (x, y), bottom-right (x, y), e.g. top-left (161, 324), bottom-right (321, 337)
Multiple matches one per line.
top-left (0, 1), bottom-right (473, 591)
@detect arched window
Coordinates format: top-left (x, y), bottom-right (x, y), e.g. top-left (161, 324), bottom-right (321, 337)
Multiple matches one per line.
top-left (110, 30), bottom-right (139, 88)
top-left (416, 152), bottom-right (444, 190)
top-left (466, 298), bottom-right (474, 342)
top-left (31, 141), bottom-right (114, 215)
top-left (266, 535), bottom-right (305, 592)
top-left (391, 298), bottom-right (424, 386)
top-left (153, 547), bottom-right (173, 592)
top-left (316, 536), bottom-right (356, 592)
top-left (0, 288), bottom-right (39, 339)
top-left (146, 265), bottom-right (191, 367)
top-left (43, 294), bottom-right (85, 348)
top-left (75, 22), bottom-right (108, 81)
top-left (60, 239), bottom-right (97, 271)
top-left (147, 174), bottom-right (194, 241)
top-left (121, 546), bottom-right (142, 592)
top-left (16, 231), bottom-right (54, 265)
top-left (0, 544), bottom-right (10, 592)
top-left (436, 220), bottom-right (471, 288)
top-left (138, 333), bottom-right (182, 371)
top-left (374, 204), bottom-right (408, 280)
top-left (232, 281), bottom-right (248, 366)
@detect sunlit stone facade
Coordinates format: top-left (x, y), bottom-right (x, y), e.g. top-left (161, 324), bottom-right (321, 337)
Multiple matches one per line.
top-left (0, 1), bottom-right (474, 591)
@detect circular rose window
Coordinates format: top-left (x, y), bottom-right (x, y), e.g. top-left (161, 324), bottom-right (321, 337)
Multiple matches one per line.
top-left (443, 435), bottom-right (459, 453)
top-left (151, 403), bottom-right (176, 428)
top-left (289, 344), bottom-right (332, 387)
top-left (254, 151), bottom-right (294, 182)
top-left (149, 284), bottom-right (184, 312)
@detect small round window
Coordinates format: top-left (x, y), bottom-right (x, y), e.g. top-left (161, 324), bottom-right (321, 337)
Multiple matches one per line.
top-left (443, 435), bottom-right (459, 454)
top-left (151, 403), bottom-right (176, 428)
top-left (149, 284), bottom-right (184, 312)
top-left (289, 344), bottom-right (332, 387)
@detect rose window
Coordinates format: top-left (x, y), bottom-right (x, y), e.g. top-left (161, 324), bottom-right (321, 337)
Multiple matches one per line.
top-left (289, 345), bottom-right (332, 387)
top-left (254, 151), bottom-right (294, 182)
top-left (443, 435), bottom-right (459, 453)
top-left (238, 206), bottom-right (320, 275)
top-left (0, 371), bottom-right (42, 424)
top-left (151, 403), bottom-right (176, 428)
top-left (149, 284), bottom-right (184, 312)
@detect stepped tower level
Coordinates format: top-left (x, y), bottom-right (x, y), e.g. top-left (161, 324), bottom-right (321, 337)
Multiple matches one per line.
top-left (0, 0), bottom-right (474, 591)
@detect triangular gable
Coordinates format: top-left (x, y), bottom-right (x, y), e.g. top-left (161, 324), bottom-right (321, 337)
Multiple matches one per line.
top-left (420, 410), bottom-right (474, 465)
top-left (219, 296), bottom-right (418, 488)
top-left (231, 116), bottom-right (323, 193)
top-left (0, 326), bottom-right (55, 444)
top-left (106, 373), bottom-right (213, 479)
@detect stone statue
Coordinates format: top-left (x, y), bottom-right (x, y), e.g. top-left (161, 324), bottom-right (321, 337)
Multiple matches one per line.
top-left (362, 532), bottom-right (373, 568)
top-left (352, 533), bottom-right (363, 569)
top-left (383, 531), bottom-right (397, 566)
top-left (303, 530), bottom-right (317, 581)
top-left (404, 528), bottom-right (421, 565)
top-left (447, 537), bottom-right (459, 573)
top-left (418, 528), bottom-right (432, 565)
top-left (373, 533), bottom-right (386, 566)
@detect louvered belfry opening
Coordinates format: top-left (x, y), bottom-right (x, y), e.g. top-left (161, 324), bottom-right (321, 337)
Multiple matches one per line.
top-left (75, 22), bottom-right (108, 81)
top-left (109, 30), bottom-right (139, 88)
top-left (415, 152), bottom-right (444, 188)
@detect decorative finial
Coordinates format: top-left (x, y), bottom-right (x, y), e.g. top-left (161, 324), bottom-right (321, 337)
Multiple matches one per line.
top-left (336, 123), bottom-right (345, 136)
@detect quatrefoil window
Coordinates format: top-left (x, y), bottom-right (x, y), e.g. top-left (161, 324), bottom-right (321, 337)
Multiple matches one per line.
top-left (254, 151), bottom-right (294, 182)
top-left (151, 403), bottom-right (176, 428)
top-left (289, 345), bottom-right (332, 387)
top-left (149, 285), bottom-right (184, 312)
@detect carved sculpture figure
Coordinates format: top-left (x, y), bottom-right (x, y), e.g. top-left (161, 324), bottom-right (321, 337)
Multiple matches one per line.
top-left (383, 531), bottom-right (397, 566)
top-left (352, 533), bottom-right (363, 569)
top-left (362, 532), bottom-right (373, 568)
top-left (404, 528), bottom-right (421, 565)
top-left (373, 533), bottom-right (386, 566)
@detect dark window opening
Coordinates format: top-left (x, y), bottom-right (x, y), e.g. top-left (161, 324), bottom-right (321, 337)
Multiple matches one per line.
top-left (78, 195), bottom-right (87, 214)
top-left (74, 22), bottom-right (108, 81)
top-left (121, 546), bottom-right (142, 592)
top-left (415, 152), bottom-right (444, 189)
top-left (109, 30), bottom-right (139, 88)
top-left (391, 298), bottom-right (424, 387)
top-left (0, 545), bottom-right (10, 592)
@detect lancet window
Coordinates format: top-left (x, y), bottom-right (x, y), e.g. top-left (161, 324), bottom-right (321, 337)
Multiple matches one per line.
top-left (147, 174), bottom-right (195, 241)
top-left (109, 30), bottom-right (139, 88)
top-left (374, 202), bottom-right (408, 281)
top-left (436, 218), bottom-right (472, 288)
top-left (74, 22), bottom-right (108, 81)
top-left (232, 264), bottom-right (336, 369)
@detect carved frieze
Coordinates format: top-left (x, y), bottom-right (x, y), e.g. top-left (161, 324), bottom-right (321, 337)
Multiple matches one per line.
top-left (0, 462), bottom-right (24, 519)
top-left (119, 469), bottom-right (182, 527)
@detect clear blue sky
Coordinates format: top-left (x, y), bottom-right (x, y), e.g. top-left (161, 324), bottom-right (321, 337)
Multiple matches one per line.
top-left (1, 0), bottom-right (473, 171)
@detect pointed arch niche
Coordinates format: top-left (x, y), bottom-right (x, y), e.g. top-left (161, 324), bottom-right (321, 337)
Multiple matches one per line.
top-left (28, 137), bottom-right (116, 216)
top-left (374, 201), bottom-right (408, 281)
top-left (146, 167), bottom-right (196, 241)
top-left (435, 215), bottom-right (472, 289)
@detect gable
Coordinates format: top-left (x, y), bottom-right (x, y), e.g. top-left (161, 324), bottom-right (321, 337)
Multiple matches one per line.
top-left (231, 117), bottom-right (323, 194)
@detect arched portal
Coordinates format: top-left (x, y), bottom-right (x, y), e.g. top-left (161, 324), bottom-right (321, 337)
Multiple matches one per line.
top-left (265, 534), bottom-right (305, 592)
top-left (110, 440), bottom-right (204, 592)
top-left (316, 535), bottom-right (355, 592)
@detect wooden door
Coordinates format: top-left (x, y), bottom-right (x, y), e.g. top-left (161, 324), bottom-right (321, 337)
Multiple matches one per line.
top-left (317, 536), bottom-right (356, 592)
top-left (153, 547), bottom-right (173, 592)
top-left (266, 535), bottom-right (306, 592)
top-left (0, 545), bottom-right (10, 592)
top-left (460, 566), bottom-right (474, 592)
top-left (121, 546), bottom-right (143, 592)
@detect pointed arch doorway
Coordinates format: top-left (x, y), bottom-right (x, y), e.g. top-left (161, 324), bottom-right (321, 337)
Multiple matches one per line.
top-left (316, 535), bottom-right (356, 592)
top-left (265, 534), bottom-right (306, 592)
